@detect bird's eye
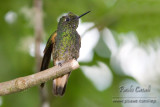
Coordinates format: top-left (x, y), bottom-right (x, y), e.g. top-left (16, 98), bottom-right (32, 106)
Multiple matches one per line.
top-left (65, 18), bottom-right (70, 22)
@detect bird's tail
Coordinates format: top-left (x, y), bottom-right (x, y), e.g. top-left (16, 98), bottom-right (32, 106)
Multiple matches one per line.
top-left (53, 73), bottom-right (70, 96)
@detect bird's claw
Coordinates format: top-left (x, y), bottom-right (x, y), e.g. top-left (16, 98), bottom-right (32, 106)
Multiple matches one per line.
top-left (58, 63), bottom-right (62, 67)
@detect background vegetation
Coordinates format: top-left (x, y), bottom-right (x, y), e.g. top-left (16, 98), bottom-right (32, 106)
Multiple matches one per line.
top-left (0, 0), bottom-right (160, 107)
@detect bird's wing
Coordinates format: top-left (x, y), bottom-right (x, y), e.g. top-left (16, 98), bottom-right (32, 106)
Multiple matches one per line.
top-left (40, 31), bottom-right (57, 71)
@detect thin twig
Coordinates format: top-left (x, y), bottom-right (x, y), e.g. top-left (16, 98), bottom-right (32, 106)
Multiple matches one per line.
top-left (0, 60), bottom-right (79, 96)
top-left (34, 0), bottom-right (43, 73)
top-left (33, 0), bottom-right (47, 106)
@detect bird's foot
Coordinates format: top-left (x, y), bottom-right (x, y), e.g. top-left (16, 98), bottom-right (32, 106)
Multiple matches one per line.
top-left (58, 63), bottom-right (62, 67)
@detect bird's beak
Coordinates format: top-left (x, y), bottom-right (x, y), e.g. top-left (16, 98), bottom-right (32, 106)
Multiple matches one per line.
top-left (78, 11), bottom-right (91, 18)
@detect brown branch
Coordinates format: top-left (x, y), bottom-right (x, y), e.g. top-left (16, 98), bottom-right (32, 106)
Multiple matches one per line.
top-left (0, 60), bottom-right (79, 96)
top-left (34, 0), bottom-right (43, 73)
top-left (33, 0), bottom-right (46, 106)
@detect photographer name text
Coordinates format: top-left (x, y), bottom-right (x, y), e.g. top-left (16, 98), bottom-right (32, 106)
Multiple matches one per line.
top-left (119, 85), bottom-right (151, 93)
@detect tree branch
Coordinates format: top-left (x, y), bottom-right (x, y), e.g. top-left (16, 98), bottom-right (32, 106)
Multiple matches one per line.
top-left (0, 60), bottom-right (79, 96)
top-left (34, 0), bottom-right (43, 73)
top-left (33, 0), bottom-right (47, 106)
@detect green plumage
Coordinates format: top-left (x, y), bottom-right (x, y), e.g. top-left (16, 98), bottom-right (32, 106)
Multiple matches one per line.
top-left (53, 12), bottom-right (80, 62)
top-left (53, 25), bottom-right (80, 63)
top-left (40, 11), bottom-right (90, 96)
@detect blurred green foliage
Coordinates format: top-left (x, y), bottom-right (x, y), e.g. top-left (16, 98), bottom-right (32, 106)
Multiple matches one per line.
top-left (0, 0), bottom-right (159, 107)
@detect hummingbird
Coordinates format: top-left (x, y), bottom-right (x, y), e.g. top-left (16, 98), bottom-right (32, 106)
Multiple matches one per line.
top-left (40, 11), bottom-right (90, 96)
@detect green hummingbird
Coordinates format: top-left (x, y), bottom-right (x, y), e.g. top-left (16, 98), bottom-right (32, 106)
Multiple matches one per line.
top-left (40, 11), bottom-right (90, 96)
